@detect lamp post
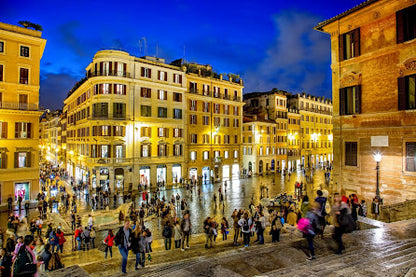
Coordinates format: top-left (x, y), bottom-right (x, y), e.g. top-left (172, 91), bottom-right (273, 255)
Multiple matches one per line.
top-left (373, 152), bottom-right (382, 200)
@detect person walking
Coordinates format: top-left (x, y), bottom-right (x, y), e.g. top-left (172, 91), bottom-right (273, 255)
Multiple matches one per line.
top-left (304, 201), bottom-right (322, 261)
top-left (131, 227), bottom-right (148, 270)
top-left (162, 221), bottom-right (173, 250)
top-left (81, 227), bottom-right (91, 251)
top-left (256, 212), bottom-right (266, 244)
top-left (49, 228), bottom-right (59, 253)
top-left (7, 195), bottom-right (13, 214)
top-left (332, 193), bottom-right (351, 255)
top-left (115, 219), bottom-right (132, 274)
top-left (104, 229), bottom-right (115, 259)
top-left (56, 228), bottom-right (65, 253)
top-left (90, 227), bottom-right (96, 248)
top-left (24, 200), bottom-right (30, 217)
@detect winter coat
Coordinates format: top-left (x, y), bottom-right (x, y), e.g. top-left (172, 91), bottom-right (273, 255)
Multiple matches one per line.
top-left (174, 224), bottom-right (182, 240)
top-left (104, 234), bottom-right (115, 247)
top-left (130, 234), bottom-right (148, 254)
top-left (56, 231), bottom-right (65, 245)
top-left (49, 232), bottom-right (59, 246)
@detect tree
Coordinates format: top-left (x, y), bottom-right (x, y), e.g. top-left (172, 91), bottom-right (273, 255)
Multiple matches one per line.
top-left (18, 21), bottom-right (43, 31)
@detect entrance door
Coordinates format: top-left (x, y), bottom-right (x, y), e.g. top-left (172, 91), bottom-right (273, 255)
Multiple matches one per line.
top-left (222, 165), bottom-right (230, 180)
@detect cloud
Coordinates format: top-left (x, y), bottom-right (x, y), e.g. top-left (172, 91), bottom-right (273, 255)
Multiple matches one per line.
top-left (58, 21), bottom-right (87, 57)
top-left (39, 72), bottom-right (80, 110)
top-left (243, 10), bottom-right (331, 98)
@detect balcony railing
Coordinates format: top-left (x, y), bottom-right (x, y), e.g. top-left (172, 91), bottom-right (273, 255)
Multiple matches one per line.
top-left (0, 101), bottom-right (38, 111)
top-left (223, 94), bottom-right (230, 100)
top-left (187, 89), bottom-right (241, 102)
top-left (300, 107), bottom-right (332, 115)
top-left (87, 70), bottom-right (131, 78)
top-left (87, 157), bottom-right (132, 164)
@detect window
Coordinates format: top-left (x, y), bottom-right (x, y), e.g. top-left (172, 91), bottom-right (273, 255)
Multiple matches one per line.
top-left (248, 136), bottom-right (252, 143)
top-left (173, 109), bottom-right (182, 119)
top-left (16, 152), bottom-right (30, 168)
top-left (214, 103), bottom-right (220, 114)
top-left (223, 118), bottom-right (229, 127)
top-left (141, 127), bottom-right (151, 137)
top-left (174, 144), bottom-right (183, 156)
top-left (224, 151), bottom-right (229, 159)
top-left (214, 117), bottom-right (220, 126)
top-left (15, 122), bottom-right (31, 138)
top-left (158, 90), bottom-right (167, 100)
top-left (158, 128), bottom-right (168, 137)
top-left (224, 105), bottom-right (229, 115)
top-left (19, 68), bottom-right (29, 84)
top-left (406, 142), bottom-right (416, 172)
top-left (233, 119), bottom-right (239, 127)
top-left (224, 135), bottom-right (230, 144)
top-left (243, 147), bottom-right (247, 155)
top-left (190, 115), bottom-right (197, 125)
top-left (102, 126), bottom-right (111, 136)
top-left (233, 106), bottom-right (239, 115)
top-left (234, 135), bottom-right (238, 143)
top-left (141, 145), bottom-right (150, 157)
top-left (173, 74), bottom-right (182, 84)
top-left (158, 107), bottom-right (167, 118)
top-left (0, 64), bottom-right (3, 81)
top-left (114, 84), bottom-right (126, 95)
top-left (203, 151), bottom-right (209, 160)
top-left (158, 144), bottom-right (167, 157)
top-left (213, 86), bottom-right (220, 98)
top-left (203, 116), bottom-right (209, 125)
top-left (113, 103), bottom-right (126, 119)
top-left (339, 28), bottom-right (360, 61)
top-left (214, 151), bottom-right (220, 158)
top-left (340, 85), bottom-right (361, 115)
top-left (190, 82), bottom-right (197, 93)
top-left (173, 128), bottom-right (182, 138)
top-left (93, 103), bottom-right (108, 118)
top-left (173, 92), bottom-right (182, 102)
top-left (345, 142), bottom-right (358, 166)
top-left (190, 100), bottom-right (197, 111)
top-left (203, 134), bottom-right (209, 143)
top-left (214, 135), bottom-right (221, 144)
top-left (20, 46), bottom-right (30, 57)
top-left (397, 5), bottom-right (416, 44)
top-left (113, 126), bottom-right (125, 136)
top-left (141, 105), bottom-right (151, 117)
top-left (19, 94), bottom-right (28, 110)
top-left (248, 147), bottom-right (252, 155)
top-left (203, 84), bottom-right (210, 95)
top-left (115, 145), bottom-right (124, 158)
top-left (234, 150), bottom-right (238, 158)
top-left (0, 151), bottom-right (6, 168)
top-left (0, 41), bottom-right (4, 53)
top-left (203, 102), bottom-right (210, 112)
top-left (190, 151), bottom-right (197, 161)
top-left (141, 88), bottom-right (151, 98)
top-left (158, 70), bottom-right (167, 81)
top-left (191, 134), bottom-right (197, 143)
top-left (399, 74), bottom-right (416, 110)
top-left (0, 122), bottom-right (7, 138)
top-left (141, 67), bottom-right (151, 78)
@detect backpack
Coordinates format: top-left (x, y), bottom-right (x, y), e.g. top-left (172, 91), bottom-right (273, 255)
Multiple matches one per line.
top-left (162, 226), bottom-right (172, 237)
top-left (297, 217), bottom-right (311, 234)
top-left (47, 252), bottom-right (64, 271)
top-left (242, 220), bottom-right (249, 232)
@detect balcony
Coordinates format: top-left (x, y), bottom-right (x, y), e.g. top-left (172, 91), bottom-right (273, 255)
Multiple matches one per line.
top-left (87, 70), bottom-right (131, 78)
top-left (223, 94), bottom-right (230, 100)
top-left (87, 157), bottom-right (132, 164)
top-left (0, 101), bottom-right (38, 111)
top-left (188, 89), bottom-right (211, 97)
top-left (233, 96), bottom-right (241, 102)
top-left (213, 92), bottom-right (222, 99)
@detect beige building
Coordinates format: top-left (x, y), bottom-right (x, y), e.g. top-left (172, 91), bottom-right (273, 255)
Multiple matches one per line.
top-left (0, 22), bottom-right (46, 203)
top-left (39, 110), bottom-right (62, 165)
top-left (315, 0), bottom-right (416, 204)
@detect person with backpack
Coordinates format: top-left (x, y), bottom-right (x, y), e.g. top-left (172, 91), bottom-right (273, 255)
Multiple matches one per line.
top-left (315, 190), bottom-right (328, 237)
top-left (12, 235), bottom-right (41, 276)
top-left (238, 213), bottom-right (252, 247)
top-left (48, 228), bottom-right (59, 253)
top-left (74, 225), bottom-right (83, 251)
top-left (56, 228), bottom-right (65, 254)
top-left (203, 217), bottom-right (213, 249)
top-left (104, 229), bottom-right (115, 259)
top-left (81, 227), bottom-right (91, 251)
top-left (115, 219), bottom-right (132, 274)
top-left (255, 212), bottom-right (266, 244)
top-left (332, 193), bottom-right (351, 255)
top-left (270, 211), bottom-right (283, 242)
top-left (0, 247), bottom-right (13, 277)
top-left (162, 221), bottom-right (173, 250)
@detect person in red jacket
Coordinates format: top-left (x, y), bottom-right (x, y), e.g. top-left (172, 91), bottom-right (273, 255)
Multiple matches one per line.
top-left (56, 228), bottom-right (66, 253)
top-left (104, 229), bottom-right (115, 259)
top-left (74, 225), bottom-right (83, 250)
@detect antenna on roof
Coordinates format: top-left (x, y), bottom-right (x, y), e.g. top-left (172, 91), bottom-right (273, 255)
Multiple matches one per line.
top-left (141, 37), bottom-right (147, 56)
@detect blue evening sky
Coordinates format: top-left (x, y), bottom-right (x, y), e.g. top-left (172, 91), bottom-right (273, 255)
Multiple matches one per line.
top-left (1, 0), bottom-right (365, 110)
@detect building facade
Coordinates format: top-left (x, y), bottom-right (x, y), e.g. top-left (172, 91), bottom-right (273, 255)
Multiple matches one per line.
top-left (0, 22), bottom-right (46, 203)
top-left (183, 64), bottom-right (244, 183)
top-left (39, 110), bottom-right (62, 165)
top-left (315, 0), bottom-right (416, 204)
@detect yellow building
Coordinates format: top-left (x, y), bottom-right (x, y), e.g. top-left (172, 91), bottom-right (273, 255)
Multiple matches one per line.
top-left (287, 108), bottom-right (301, 170)
top-left (183, 63), bottom-right (244, 182)
top-left (39, 110), bottom-right (62, 165)
top-left (315, 0), bottom-right (416, 203)
top-left (0, 22), bottom-right (46, 203)
top-left (242, 114), bottom-right (283, 175)
top-left (288, 93), bottom-right (333, 168)
top-left (64, 50), bottom-right (186, 191)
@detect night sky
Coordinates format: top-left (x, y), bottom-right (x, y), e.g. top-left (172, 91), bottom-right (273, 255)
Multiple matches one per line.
top-left (1, 0), bottom-right (366, 110)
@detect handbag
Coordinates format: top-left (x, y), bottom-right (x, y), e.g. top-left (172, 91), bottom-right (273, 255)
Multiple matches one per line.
top-left (337, 213), bottom-right (356, 233)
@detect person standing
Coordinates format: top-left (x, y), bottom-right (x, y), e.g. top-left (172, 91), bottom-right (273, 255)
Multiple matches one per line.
top-left (90, 227), bottom-right (96, 249)
top-left (162, 221), bottom-right (173, 250)
top-left (56, 228), bottom-right (65, 254)
top-left (238, 213), bottom-right (252, 247)
top-left (331, 193), bottom-right (351, 255)
top-left (173, 220), bottom-right (182, 249)
top-left (24, 200), bottom-right (30, 217)
top-left (115, 219), bottom-right (132, 274)
top-left (18, 196), bottom-right (23, 213)
top-left (221, 217), bottom-right (229, 241)
top-left (203, 217), bottom-right (213, 249)
top-left (12, 235), bottom-right (41, 276)
top-left (0, 248), bottom-right (12, 277)
top-left (371, 197), bottom-right (381, 220)
top-left (104, 229), bottom-right (115, 259)
top-left (74, 225), bottom-right (83, 251)
top-left (88, 214), bottom-right (94, 230)
top-left (180, 212), bottom-right (191, 250)
top-left (7, 195), bottom-right (13, 213)
top-left (131, 227), bottom-right (148, 270)
top-left (231, 209), bottom-right (241, 245)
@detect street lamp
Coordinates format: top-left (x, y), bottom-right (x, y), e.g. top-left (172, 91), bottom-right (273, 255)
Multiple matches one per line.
top-left (373, 152), bottom-right (382, 200)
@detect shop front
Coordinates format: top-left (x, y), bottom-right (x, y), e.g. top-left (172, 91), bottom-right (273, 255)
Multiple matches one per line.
top-left (15, 182), bottom-right (30, 201)
top-left (232, 164), bottom-right (239, 179)
top-left (157, 165), bottom-right (167, 186)
top-left (115, 168), bottom-right (124, 191)
top-left (271, 159), bottom-right (275, 172)
top-left (189, 168), bottom-right (197, 181)
top-left (222, 165), bottom-right (230, 180)
top-left (139, 166), bottom-right (150, 186)
top-left (259, 160), bottom-right (263, 174)
top-left (172, 164), bottom-right (181, 184)
top-left (202, 167), bottom-right (210, 184)
top-left (99, 168), bottom-right (110, 191)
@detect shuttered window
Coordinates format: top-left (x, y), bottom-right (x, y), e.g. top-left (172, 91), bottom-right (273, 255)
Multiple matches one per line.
top-left (339, 28), bottom-right (360, 61)
top-left (339, 85), bottom-right (361, 115)
top-left (406, 142), bottom-right (416, 172)
top-left (0, 64), bottom-right (3, 82)
top-left (398, 75), bottom-right (416, 110)
top-left (397, 5), bottom-right (416, 44)
top-left (0, 122), bottom-right (7, 138)
top-left (345, 142), bottom-right (358, 166)
top-left (19, 68), bottom-right (29, 84)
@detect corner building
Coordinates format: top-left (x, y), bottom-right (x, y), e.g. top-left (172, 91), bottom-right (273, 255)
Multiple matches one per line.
top-left (64, 50), bottom-right (186, 191)
top-left (315, 0), bottom-right (416, 203)
top-left (0, 22), bottom-right (46, 204)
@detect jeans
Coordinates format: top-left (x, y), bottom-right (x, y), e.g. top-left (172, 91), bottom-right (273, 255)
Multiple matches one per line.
top-left (243, 232), bottom-right (250, 246)
top-left (51, 244), bottom-right (58, 253)
top-left (306, 234), bottom-right (315, 257)
top-left (257, 230), bottom-right (264, 244)
top-left (105, 246), bottom-right (112, 258)
top-left (205, 233), bottom-right (212, 247)
top-left (135, 252), bottom-right (145, 268)
top-left (164, 238), bottom-right (171, 250)
top-left (58, 244), bottom-right (64, 253)
top-left (181, 231), bottom-right (190, 249)
top-left (91, 238), bottom-right (95, 248)
top-left (118, 246), bottom-right (129, 273)
top-left (233, 228), bottom-right (240, 244)
top-left (77, 239), bottom-right (82, 250)
top-left (148, 242), bottom-right (152, 252)
top-left (334, 227), bottom-right (344, 254)
top-left (222, 231), bottom-right (227, 241)
top-left (175, 239), bottom-right (181, 249)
